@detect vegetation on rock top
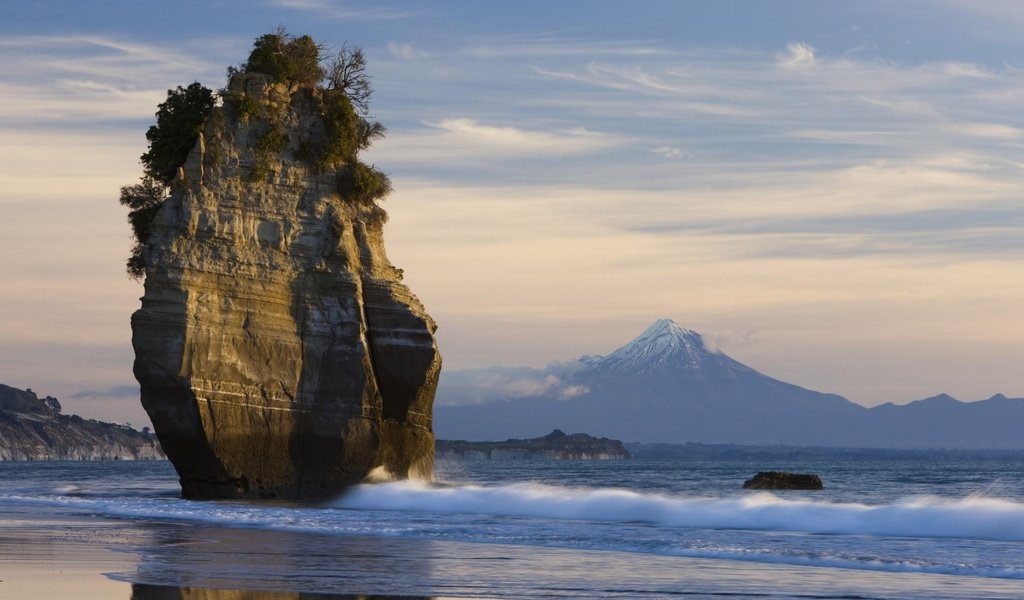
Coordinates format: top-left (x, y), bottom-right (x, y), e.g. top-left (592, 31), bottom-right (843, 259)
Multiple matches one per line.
top-left (119, 27), bottom-right (391, 279)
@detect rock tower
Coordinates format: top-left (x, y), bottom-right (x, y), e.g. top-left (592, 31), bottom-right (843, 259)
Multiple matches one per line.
top-left (131, 74), bottom-right (440, 499)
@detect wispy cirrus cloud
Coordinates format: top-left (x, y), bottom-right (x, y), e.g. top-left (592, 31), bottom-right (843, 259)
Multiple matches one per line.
top-left (651, 146), bottom-right (691, 159)
top-left (428, 118), bottom-right (616, 153)
top-left (72, 385), bottom-right (139, 400)
top-left (268, 0), bottom-right (414, 20)
top-left (370, 118), bottom-right (622, 164)
top-left (387, 41), bottom-right (431, 60)
top-left (776, 42), bottom-right (817, 69)
top-left (463, 36), bottom-right (669, 58)
top-left (0, 34), bottom-right (227, 126)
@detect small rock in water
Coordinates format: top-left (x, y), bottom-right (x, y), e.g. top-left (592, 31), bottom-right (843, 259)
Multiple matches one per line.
top-left (742, 471), bottom-right (823, 490)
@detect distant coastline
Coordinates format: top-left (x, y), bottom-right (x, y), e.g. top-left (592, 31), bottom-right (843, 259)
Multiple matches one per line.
top-left (437, 429), bottom-right (631, 460)
top-left (0, 383), bottom-right (163, 461)
top-left (626, 442), bottom-right (1024, 460)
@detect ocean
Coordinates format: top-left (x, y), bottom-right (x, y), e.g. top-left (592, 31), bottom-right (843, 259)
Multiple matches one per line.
top-left (3, 453), bottom-right (1024, 599)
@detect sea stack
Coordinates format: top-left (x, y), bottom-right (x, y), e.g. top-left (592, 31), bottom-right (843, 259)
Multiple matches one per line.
top-left (131, 72), bottom-right (441, 500)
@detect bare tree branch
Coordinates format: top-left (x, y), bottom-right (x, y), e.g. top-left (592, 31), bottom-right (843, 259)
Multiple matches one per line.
top-left (324, 43), bottom-right (373, 115)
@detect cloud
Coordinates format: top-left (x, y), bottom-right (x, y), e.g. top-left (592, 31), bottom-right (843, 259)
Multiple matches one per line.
top-left (72, 385), bottom-right (139, 399)
top-left (463, 37), bottom-right (669, 58)
top-left (436, 367), bottom-right (589, 405)
top-left (0, 34), bottom-right (227, 127)
top-left (267, 0), bottom-right (414, 20)
top-left (431, 118), bottom-right (614, 153)
top-left (939, 61), bottom-right (995, 78)
top-left (776, 42), bottom-right (817, 69)
top-left (651, 146), bottom-right (690, 159)
top-left (947, 122), bottom-right (1023, 139)
top-left (702, 330), bottom-right (760, 354)
top-left (368, 118), bottom-right (621, 164)
top-left (387, 41), bottom-right (430, 60)
top-left (531, 63), bottom-right (759, 118)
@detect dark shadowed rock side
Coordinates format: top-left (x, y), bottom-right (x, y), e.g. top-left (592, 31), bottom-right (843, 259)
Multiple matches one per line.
top-left (436, 429), bottom-right (631, 460)
top-left (131, 75), bottom-right (440, 499)
top-left (0, 383), bottom-right (163, 460)
top-left (743, 471), bottom-right (823, 490)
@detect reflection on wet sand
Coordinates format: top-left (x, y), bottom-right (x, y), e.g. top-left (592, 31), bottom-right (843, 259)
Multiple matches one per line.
top-left (131, 583), bottom-right (437, 600)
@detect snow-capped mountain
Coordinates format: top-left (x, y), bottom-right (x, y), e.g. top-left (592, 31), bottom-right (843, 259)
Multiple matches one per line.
top-left (580, 318), bottom-right (720, 376)
top-left (434, 319), bottom-right (1024, 448)
top-left (436, 318), bottom-right (859, 444)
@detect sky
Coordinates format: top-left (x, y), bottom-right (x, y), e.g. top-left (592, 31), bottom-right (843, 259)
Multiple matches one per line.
top-left (2, 0), bottom-right (1023, 426)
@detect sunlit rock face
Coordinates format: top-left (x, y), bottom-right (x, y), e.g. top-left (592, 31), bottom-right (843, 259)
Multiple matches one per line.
top-left (131, 75), bottom-right (440, 500)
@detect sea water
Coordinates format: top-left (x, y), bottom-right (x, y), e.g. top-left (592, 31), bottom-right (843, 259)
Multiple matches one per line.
top-left (2, 453), bottom-right (1024, 598)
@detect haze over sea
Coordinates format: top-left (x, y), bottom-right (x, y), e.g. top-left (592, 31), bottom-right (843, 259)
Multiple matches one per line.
top-left (4, 453), bottom-right (1024, 598)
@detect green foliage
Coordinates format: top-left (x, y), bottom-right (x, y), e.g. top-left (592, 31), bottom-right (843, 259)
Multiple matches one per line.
top-left (227, 92), bottom-right (261, 122)
top-left (338, 161), bottom-right (392, 205)
top-left (243, 27), bottom-right (323, 86)
top-left (141, 82), bottom-right (215, 184)
top-left (312, 89), bottom-right (386, 171)
top-left (256, 126), bottom-right (287, 155)
top-left (119, 176), bottom-right (167, 279)
top-left (251, 125), bottom-right (287, 181)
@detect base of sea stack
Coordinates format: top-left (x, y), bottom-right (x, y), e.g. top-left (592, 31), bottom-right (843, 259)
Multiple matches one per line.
top-left (152, 419), bottom-right (435, 501)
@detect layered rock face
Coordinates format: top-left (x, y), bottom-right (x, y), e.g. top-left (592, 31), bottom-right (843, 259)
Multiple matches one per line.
top-left (131, 75), bottom-right (441, 499)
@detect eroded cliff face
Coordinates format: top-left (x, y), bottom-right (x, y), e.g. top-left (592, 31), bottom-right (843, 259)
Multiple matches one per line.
top-left (131, 74), bottom-right (440, 499)
top-left (0, 384), bottom-right (164, 461)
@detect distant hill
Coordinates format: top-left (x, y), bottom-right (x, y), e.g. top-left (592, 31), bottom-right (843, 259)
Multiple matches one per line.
top-left (437, 429), bottom-right (630, 460)
top-left (435, 319), bottom-right (1024, 449)
top-left (0, 384), bottom-right (163, 460)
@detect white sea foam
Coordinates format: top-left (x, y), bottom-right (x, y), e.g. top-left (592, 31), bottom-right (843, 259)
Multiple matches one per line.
top-left (6, 479), bottom-right (1024, 580)
top-left (332, 480), bottom-right (1024, 542)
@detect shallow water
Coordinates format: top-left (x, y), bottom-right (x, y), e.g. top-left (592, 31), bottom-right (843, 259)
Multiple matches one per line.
top-left (2, 455), bottom-right (1024, 598)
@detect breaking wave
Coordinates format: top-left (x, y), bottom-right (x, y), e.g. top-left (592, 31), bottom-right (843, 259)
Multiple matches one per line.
top-left (333, 480), bottom-right (1024, 542)
top-left (7, 479), bottom-right (1024, 580)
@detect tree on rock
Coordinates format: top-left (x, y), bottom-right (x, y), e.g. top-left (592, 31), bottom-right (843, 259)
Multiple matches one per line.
top-left (141, 83), bottom-right (215, 184)
top-left (119, 82), bottom-right (214, 279)
top-left (243, 27), bottom-right (323, 86)
top-left (324, 44), bottom-right (373, 115)
top-left (119, 176), bottom-right (167, 279)
top-left (119, 28), bottom-right (389, 280)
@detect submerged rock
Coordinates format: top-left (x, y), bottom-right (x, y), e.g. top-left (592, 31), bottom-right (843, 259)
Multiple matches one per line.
top-left (742, 471), bottom-right (823, 490)
top-left (131, 74), bottom-right (441, 499)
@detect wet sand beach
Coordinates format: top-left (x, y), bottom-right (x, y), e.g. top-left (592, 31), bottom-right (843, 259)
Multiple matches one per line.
top-left (5, 498), bottom-right (1024, 600)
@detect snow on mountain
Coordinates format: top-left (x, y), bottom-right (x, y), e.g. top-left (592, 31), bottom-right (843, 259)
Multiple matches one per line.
top-left (434, 319), bottom-right (1024, 447)
top-left (578, 318), bottom-right (760, 383)
top-left (583, 318), bottom-right (709, 374)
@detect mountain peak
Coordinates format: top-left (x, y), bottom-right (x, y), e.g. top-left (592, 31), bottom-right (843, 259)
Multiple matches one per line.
top-left (582, 319), bottom-right (718, 376)
top-left (640, 318), bottom-right (700, 340)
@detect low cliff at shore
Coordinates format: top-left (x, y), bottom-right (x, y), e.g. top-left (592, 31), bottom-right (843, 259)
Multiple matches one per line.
top-left (0, 384), bottom-right (163, 460)
top-left (437, 430), bottom-right (631, 460)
